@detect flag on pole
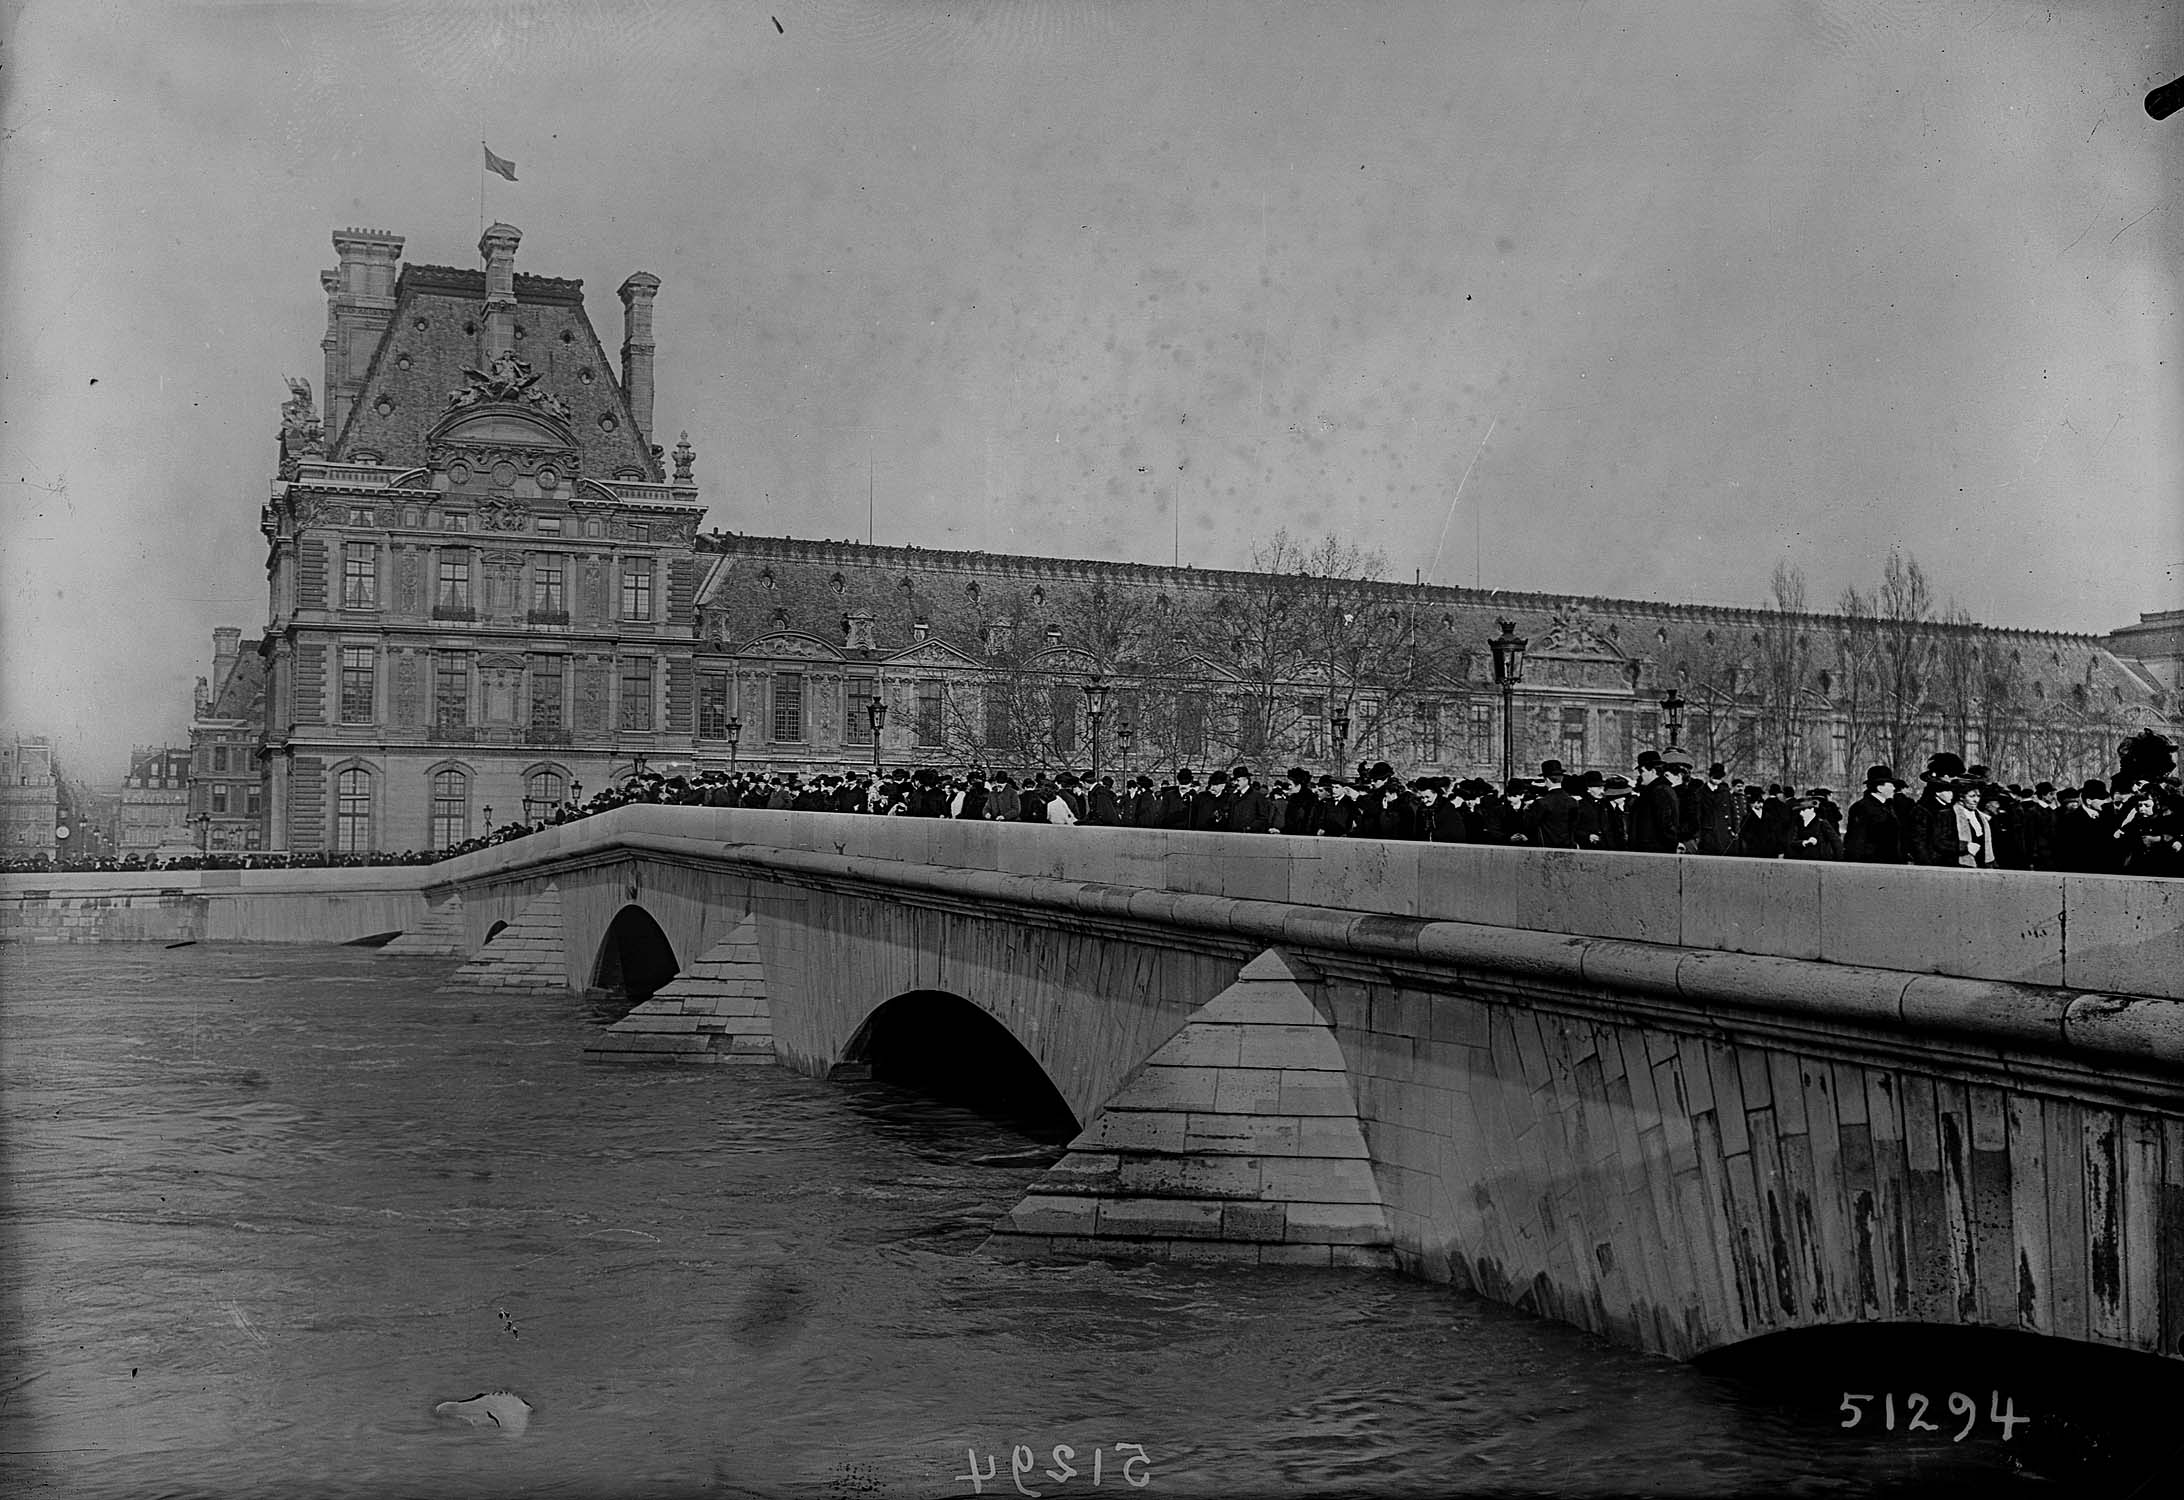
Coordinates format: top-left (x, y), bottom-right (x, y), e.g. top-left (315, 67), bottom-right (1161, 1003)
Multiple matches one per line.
top-left (483, 144), bottom-right (518, 182)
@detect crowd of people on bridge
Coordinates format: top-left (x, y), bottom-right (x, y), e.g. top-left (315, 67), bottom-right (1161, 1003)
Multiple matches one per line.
top-left (473, 729), bottom-right (2184, 877)
top-left (0, 847), bottom-right (445, 875)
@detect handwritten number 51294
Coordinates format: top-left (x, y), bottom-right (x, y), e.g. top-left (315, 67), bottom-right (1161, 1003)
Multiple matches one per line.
top-left (1839, 1391), bottom-right (2028, 1441)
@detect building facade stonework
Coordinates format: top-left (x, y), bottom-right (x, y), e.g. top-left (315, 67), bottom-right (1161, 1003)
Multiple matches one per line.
top-left (247, 222), bottom-right (2174, 850)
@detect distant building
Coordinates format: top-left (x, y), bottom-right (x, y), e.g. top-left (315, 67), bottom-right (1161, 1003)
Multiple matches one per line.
top-left (120, 746), bottom-right (195, 857)
top-left (189, 627), bottom-right (266, 850)
top-left (1, 736), bottom-right (59, 858)
top-left (250, 221), bottom-right (2175, 851)
top-left (259, 224), bottom-right (702, 852)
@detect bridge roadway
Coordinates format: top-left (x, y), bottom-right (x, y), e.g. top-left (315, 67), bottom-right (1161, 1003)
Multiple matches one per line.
top-left (5, 807), bottom-right (2180, 1366)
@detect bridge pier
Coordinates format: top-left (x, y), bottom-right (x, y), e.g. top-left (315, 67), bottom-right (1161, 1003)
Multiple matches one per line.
top-left (586, 916), bottom-right (776, 1064)
top-left (447, 883), bottom-right (567, 992)
top-left (986, 949), bottom-right (1396, 1269)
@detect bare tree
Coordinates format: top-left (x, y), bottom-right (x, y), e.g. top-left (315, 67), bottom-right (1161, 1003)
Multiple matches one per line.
top-left (1932, 601), bottom-right (1981, 761)
top-left (1973, 634), bottom-right (2028, 778)
top-left (1873, 549), bottom-right (1934, 774)
top-left (1830, 584), bottom-right (1882, 779)
top-left (1755, 561), bottom-right (1818, 784)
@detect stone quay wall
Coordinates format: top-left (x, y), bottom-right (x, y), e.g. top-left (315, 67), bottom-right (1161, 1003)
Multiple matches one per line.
top-left (0, 866), bottom-right (431, 945)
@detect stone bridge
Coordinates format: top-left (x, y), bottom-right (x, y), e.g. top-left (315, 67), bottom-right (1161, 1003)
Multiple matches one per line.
top-left (407, 804), bottom-right (2184, 1367)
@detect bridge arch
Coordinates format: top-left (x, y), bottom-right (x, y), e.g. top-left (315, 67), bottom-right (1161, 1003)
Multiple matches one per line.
top-left (840, 989), bottom-right (1079, 1141)
top-left (483, 919), bottom-right (509, 944)
top-left (590, 904), bottom-right (680, 1016)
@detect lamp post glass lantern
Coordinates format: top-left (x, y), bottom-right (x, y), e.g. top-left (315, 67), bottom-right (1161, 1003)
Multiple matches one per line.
top-left (727, 717), bottom-right (741, 777)
top-left (866, 697), bottom-right (887, 774)
top-left (1083, 676), bottom-right (1109, 780)
top-left (1488, 619), bottom-right (1528, 786)
top-left (1329, 701), bottom-right (1351, 776)
top-left (1661, 688), bottom-right (1687, 755)
top-left (1116, 720), bottom-right (1135, 776)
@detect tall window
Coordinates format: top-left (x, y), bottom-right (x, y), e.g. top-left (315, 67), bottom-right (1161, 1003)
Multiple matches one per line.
top-left (772, 672), bottom-right (804, 742)
top-left (620, 557), bottom-right (654, 620)
top-left (213, 745), bottom-right (230, 773)
top-left (334, 768), bottom-right (371, 852)
top-left (844, 678), bottom-right (877, 745)
top-left (529, 657), bottom-right (563, 731)
top-left (1560, 707), bottom-right (1587, 769)
top-left (1050, 685), bottom-right (1078, 759)
top-left (342, 543), bottom-right (378, 608)
top-left (699, 672), bottom-right (732, 739)
top-left (435, 653), bottom-right (468, 728)
top-left (525, 768), bottom-right (566, 813)
top-left (917, 682), bottom-right (944, 749)
top-left (1468, 702), bottom-right (1494, 765)
top-left (211, 785), bottom-right (229, 814)
top-left (619, 659), bottom-right (654, 732)
top-left (1296, 697), bottom-right (1323, 758)
top-left (436, 550), bottom-right (471, 611)
top-left (984, 692), bottom-right (1017, 754)
top-left (532, 554), bottom-right (566, 615)
top-left (1176, 692), bottom-right (1208, 763)
top-left (1414, 702), bottom-right (1442, 763)
top-left (429, 769), bottom-right (468, 848)
top-left (1637, 710), bottom-right (1660, 757)
top-left (340, 646), bottom-right (375, 724)
top-left (245, 785), bottom-right (262, 817)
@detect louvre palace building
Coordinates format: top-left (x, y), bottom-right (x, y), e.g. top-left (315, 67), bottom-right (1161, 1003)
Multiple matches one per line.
top-left (252, 223), bottom-right (2178, 853)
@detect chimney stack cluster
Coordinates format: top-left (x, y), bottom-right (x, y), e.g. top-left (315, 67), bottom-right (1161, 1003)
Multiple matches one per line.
top-left (320, 227), bottom-right (405, 441)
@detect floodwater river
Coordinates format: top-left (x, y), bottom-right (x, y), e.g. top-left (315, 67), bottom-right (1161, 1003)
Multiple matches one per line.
top-left (0, 943), bottom-right (2164, 1497)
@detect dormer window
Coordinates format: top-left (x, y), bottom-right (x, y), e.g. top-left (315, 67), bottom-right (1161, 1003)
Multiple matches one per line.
top-left (1045, 624), bottom-right (1062, 646)
top-left (913, 618), bottom-right (930, 641)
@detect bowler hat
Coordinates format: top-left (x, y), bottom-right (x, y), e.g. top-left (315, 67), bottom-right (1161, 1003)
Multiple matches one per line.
top-left (1864, 764), bottom-right (1899, 787)
top-left (1708, 762), bottom-right (1727, 779)
top-left (1540, 759), bottom-right (1564, 778)
top-left (1636, 750), bottom-right (1663, 771)
top-left (2035, 781), bottom-right (2055, 796)
top-left (2082, 779), bottom-right (2109, 799)
top-left (1602, 774), bottom-right (1632, 793)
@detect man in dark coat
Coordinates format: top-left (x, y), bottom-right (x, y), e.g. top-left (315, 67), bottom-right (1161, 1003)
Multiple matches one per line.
top-left (1088, 774), bottom-right (1121, 827)
top-left (2020, 783), bottom-right (2058, 870)
top-left (1190, 770), bottom-right (1228, 831)
top-left (1281, 768), bottom-right (1320, 835)
top-left (1226, 766), bottom-right (1273, 834)
top-left (1524, 772), bottom-right (1581, 849)
top-left (1783, 795), bottom-right (1842, 860)
top-left (2054, 779), bottom-right (2119, 873)
top-left (1842, 766), bottom-right (1909, 863)
top-left (1317, 777), bottom-right (1356, 838)
top-left (1419, 778), bottom-right (1467, 841)
top-left (1630, 752), bottom-right (1682, 854)
top-left (1696, 764), bottom-right (1739, 854)
top-left (1128, 775), bottom-right (1160, 827)
top-left (1159, 772), bottom-right (1193, 829)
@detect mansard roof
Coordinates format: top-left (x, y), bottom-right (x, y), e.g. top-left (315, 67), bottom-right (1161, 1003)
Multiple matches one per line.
top-left (691, 532), bottom-right (2171, 719)
top-left (328, 264), bottom-right (660, 480)
top-left (206, 641), bottom-right (266, 721)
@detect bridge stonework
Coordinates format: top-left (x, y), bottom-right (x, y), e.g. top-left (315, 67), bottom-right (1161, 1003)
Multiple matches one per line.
top-left (15, 806), bottom-right (2176, 1367)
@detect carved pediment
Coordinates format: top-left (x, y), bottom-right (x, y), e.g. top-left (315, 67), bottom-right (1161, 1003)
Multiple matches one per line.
top-left (1532, 608), bottom-right (1627, 660)
top-left (1153, 651), bottom-right (1241, 683)
top-left (886, 639), bottom-right (982, 670)
top-left (429, 401), bottom-right (577, 451)
top-left (1028, 646), bottom-right (1105, 675)
top-left (739, 631), bottom-right (845, 662)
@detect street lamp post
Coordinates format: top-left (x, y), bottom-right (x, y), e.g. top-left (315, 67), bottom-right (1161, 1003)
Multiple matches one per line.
top-left (1661, 688), bottom-right (1687, 756)
top-left (570, 779), bottom-right (584, 808)
top-left (197, 812), bottom-right (211, 854)
top-left (1116, 720), bottom-right (1135, 777)
top-left (726, 718), bottom-right (742, 778)
top-left (867, 696), bottom-right (887, 776)
top-left (1488, 619), bottom-right (1528, 787)
top-left (483, 804), bottom-right (493, 833)
top-left (1329, 701), bottom-right (1351, 777)
top-left (1083, 676), bottom-right (1110, 781)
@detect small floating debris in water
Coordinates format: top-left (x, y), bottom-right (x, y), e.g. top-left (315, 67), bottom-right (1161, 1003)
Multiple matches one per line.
top-left (343, 930), bottom-right (403, 948)
top-left (434, 1390), bottom-right (532, 1435)
top-left (970, 1146), bottom-right (1068, 1168)
top-left (580, 1227), bottom-right (658, 1242)
top-left (165, 941), bottom-right (197, 949)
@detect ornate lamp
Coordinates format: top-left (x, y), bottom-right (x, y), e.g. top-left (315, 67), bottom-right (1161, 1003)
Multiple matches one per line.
top-left (727, 717), bottom-right (742, 777)
top-left (1083, 676), bottom-right (1110, 780)
top-left (867, 696), bottom-right (887, 774)
top-left (1488, 619), bottom-right (1528, 784)
top-left (1329, 701), bottom-right (1352, 776)
top-left (1662, 687), bottom-right (1687, 755)
top-left (1116, 719), bottom-right (1135, 775)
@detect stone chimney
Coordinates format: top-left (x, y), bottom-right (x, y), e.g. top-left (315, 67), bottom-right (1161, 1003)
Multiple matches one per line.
top-left (321, 227), bottom-right (404, 439)
top-left (617, 272), bottom-right (660, 448)
top-left (213, 627), bottom-right (241, 693)
top-left (478, 222), bottom-right (522, 363)
top-left (194, 675), bottom-right (211, 718)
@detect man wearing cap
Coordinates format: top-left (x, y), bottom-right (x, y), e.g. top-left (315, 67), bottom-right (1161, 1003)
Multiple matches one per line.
top-left (1227, 765), bottom-right (1273, 834)
top-left (1908, 753), bottom-right (1969, 866)
top-left (1523, 767), bottom-right (1581, 849)
top-left (1282, 767), bottom-right (1319, 835)
top-left (1696, 763), bottom-right (1738, 855)
top-left (2055, 779), bottom-right (2117, 873)
top-left (1843, 766), bottom-right (1910, 864)
top-left (1630, 751), bottom-right (1681, 854)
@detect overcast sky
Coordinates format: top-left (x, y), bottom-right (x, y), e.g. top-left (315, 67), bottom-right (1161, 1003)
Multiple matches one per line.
top-left (3, 0), bottom-right (2180, 779)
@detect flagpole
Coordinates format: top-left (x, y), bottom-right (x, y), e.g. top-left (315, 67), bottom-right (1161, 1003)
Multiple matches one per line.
top-left (478, 139), bottom-right (485, 236)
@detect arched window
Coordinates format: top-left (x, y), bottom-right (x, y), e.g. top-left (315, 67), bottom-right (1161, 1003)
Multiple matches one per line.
top-left (334, 768), bottom-right (372, 852)
top-left (525, 767), bottom-right (566, 817)
top-left (430, 768), bottom-right (469, 848)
